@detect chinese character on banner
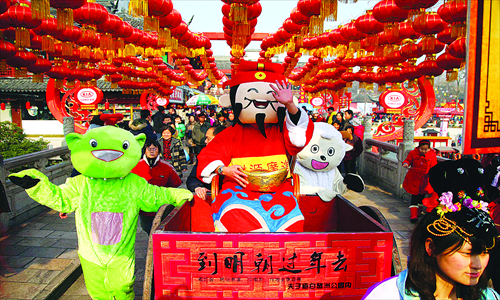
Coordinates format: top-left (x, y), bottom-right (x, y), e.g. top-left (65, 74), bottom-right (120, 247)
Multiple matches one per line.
top-left (331, 251), bottom-right (347, 271)
top-left (224, 252), bottom-right (245, 273)
top-left (253, 253), bottom-right (274, 274)
top-left (278, 252), bottom-right (302, 273)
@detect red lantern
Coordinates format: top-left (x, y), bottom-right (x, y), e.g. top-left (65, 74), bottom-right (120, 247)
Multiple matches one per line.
top-left (54, 26), bottom-right (82, 56)
top-left (340, 21), bottom-right (366, 51)
top-left (25, 101), bottom-right (31, 109)
top-left (73, 2), bottom-right (108, 40)
top-left (436, 51), bottom-right (463, 82)
top-left (412, 12), bottom-right (446, 52)
top-left (97, 14), bottom-right (123, 50)
top-left (437, 0), bottom-right (467, 38)
top-left (355, 10), bottom-right (384, 46)
top-left (0, 103), bottom-right (5, 110)
top-left (437, 25), bottom-right (456, 45)
top-left (0, 0), bottom-right (9, 15)
top-left (417, 55), bottom-right (444, 85)
top-left (6, 3), bottom-right (42, 48)
top-left (32, 17), bottom-right (59, 52)
top-left (401, 64), bottom-right (422, 82)
top-left (27, 56), bottom-right (51, 82)
top-left (448, 37), bottom-right (466, 59)
top-left (372, 0), bottom-right (409, 39)
top-left (0, 40), bottom-right (16, 70)
top-left (394, 0), bottom-right (439, 23)
top-left (6, 50), bottom-right (36, 77)
top-left (49, 0), bottom-right (87, 30)
top-left (46, 64), bottom-right (72, 88)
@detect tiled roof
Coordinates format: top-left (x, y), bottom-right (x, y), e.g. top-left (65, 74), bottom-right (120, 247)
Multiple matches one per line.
top-left (0, 78), bottom-right (121, 93)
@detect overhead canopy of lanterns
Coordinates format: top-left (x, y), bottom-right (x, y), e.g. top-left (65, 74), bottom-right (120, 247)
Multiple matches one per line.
top-left (0, 0), bottom-right (226, 100)
top-left (0, 0), bottom-right (468, 104)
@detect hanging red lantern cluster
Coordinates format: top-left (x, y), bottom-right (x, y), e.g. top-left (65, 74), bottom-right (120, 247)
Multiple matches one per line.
top-left (437, 0), bottom-right (467, 38)
top-left (222, 1), bottom-right (261, 59)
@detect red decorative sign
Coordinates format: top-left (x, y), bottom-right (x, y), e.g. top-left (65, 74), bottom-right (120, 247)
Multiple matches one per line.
top-left (74, 86), bottom-right (103, 109)
top-left (379, 89), bottom-right (409, 114)
top-left (310, 97), bottom-right (324, 107)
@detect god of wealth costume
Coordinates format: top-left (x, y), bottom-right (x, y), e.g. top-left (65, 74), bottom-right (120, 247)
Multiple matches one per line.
top-left (9, 126), bottom-right (192, 300)
top-left (197, 60), bottom-right (314, 232)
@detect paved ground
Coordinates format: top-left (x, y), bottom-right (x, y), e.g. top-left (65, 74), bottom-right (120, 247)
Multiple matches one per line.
top-left (0, 169), bottom-right (415, 299)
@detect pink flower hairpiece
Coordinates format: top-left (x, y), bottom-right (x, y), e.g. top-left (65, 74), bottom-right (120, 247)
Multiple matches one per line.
top-left (436, 190), bottom-right (489, 217)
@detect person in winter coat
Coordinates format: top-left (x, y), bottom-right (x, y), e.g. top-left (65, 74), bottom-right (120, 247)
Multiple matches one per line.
top-left (158, 126), bottom-right (187, 178)
top-left (185, 115), bottom-right (197, 164)
top-left (130, 140), bottom-right (181, 234)
top-left (192, 113), bottom-right (211, 157)
top-left (129, 110), bottom-right (156, 141)
top-left (186, 125), bottom-right (226, 200)
top-left (152, 106), bottom-right (165, 138)
top-left (402, 140), bottom-right (438, 223)
top-left (343, 125), bottom-right (363, 174)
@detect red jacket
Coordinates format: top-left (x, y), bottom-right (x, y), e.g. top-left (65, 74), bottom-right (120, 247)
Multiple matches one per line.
top-left (402, 147), bottom-right (438, 195)
top-left (131, 157), bottom-right (182, 215)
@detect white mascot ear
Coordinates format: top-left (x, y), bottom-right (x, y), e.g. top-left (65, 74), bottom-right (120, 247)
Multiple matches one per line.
top-left (345, 143), bottom-right (354, 152)
top-left (219, 93), bottom-right (231, 108)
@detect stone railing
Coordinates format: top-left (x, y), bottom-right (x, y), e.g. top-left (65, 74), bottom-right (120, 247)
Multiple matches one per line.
top-left (0, 117), bottom-right (76, 233)
top-left (0, 147), bottom-right (73, 232)
top-left (359, 116), bottom-right (449, 201)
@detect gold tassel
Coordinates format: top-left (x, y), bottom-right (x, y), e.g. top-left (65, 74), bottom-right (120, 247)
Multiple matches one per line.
top-left (422, 35), bottom-right (436, 52)
top-left (309, 16), bottom-right (324, 36)
top-left (80, 46), bottom-right (90, 59)
top-left (42, 36), bottom-right (55, 53)
top-left (144, 16), bottom-right (159, 33)
top-left (322, 0), bottom-right (338, 22)
top-left (349, 40), bottom-right (361, 52)
top-left (124, 44), bottom-right (136, 57)
top-left (378, 84), bottom-right (386, 92)
top-left (384, 23), bottom-right (400, 38)
top-left (114, 38), bottom-right (125, 50)
top-left (55, 79), bottom-right (64, 89)
top-left (451, 23), bottom-right (466, 38)
top-left (100, 33), bottom-right (113, 50)
top-left (0, 61), bottom-right (6, 71)
top-left (56, 8), bottom-right (74, 31)
top-left (129, 0), bottom-right (148, 17)
top-left (230, 3), bottom-right (247, 23)
top-left (15, 28), bottom-right (31, 48)
top-left (159, 28), bottom-right (171, 48)
top-left (94, 48), bottom-right (104, 60)
top-left (32, 73), bottom-right (44, 83)
top-left (31, 0), bottom-right (50, 21)
top-left (62, 42), bottom-right (73, 57)
top-left (446, 70), bottom-right (458, 82)
top-left (234, 23), bottom-right (251, 36)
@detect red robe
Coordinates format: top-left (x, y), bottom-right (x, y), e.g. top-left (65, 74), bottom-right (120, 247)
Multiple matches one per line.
top-left (197, 110), bottom-right (314, 232)
top-left (402, 148), bottom-right (438, 195)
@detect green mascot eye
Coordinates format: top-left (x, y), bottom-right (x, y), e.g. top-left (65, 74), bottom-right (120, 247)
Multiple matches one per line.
top-left (90, 139), bottom-right (98, 148)
top-left (122, 141), bottom-right (130, 150)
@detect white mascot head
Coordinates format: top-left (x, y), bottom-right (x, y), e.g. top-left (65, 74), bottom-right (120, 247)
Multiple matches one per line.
top-left (219, 60), bottom-right (288, 137)
top-left (297, 122), bottom-right (353, 172)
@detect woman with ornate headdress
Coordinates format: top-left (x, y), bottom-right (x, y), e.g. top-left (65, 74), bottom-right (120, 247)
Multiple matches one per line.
top-left (363, 159), bottom-right (500, 300)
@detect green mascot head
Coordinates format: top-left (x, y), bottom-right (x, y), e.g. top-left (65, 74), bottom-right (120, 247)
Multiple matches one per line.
top-left (66, 126), bottom-right (146, 179)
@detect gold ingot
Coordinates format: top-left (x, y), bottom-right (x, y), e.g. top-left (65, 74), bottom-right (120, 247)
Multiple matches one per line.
top-left (242, 168), bottom-right (288, 193)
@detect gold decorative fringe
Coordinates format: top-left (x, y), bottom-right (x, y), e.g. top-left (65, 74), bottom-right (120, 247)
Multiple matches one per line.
top-left (62, 42), bottom-right (73, 57)
top-left (14, 68), bottom-right (28, 78)
top-left (32, 73), bottom-right (44, 83)
top-left (234, 23), bottom-right (251, 36)
top-left (309, 16), bottom-right (324, 36)
top-left (408, 8), bottom-right (425, 26)
top-left (31, 0), bottom-right (50, 21)
top-left (100, 33), bottom-right (113, 50)
top-left (446, 70), bottom-right (458, 82)
top-left (384, 23), bottom-right (399, 38)
top-left (144, 16), bottom-right (159, 33)
top-left (42, 36), bottom-right (55, 53)
top-left (229, 3), bottom-right (247, 23)
top-left (55, 79), bottom-right (64, 89)
top-left (79, 46), bottom-right (90, 59)
top-left (158, 28), bottom-right (171, 48)
top-left (0, 61), bottom-right (6, 71)
top-left (322, 0), bottom-right (338, 22)
top-left (378, 84), bottom-right (386, 92)
top-left (348, 41), bottom-right (361, 52)
top-left (451, 23), bottom-right (466, 38)
top-left (129, 0), bottom-right (148, 17)
top-left (422, 35), bottom-right (436, 52)
top-left (56, 8), bottom-right (74, 31)
top-left (94, 49), bottom-right (104, 60)
top-left (114, 38), bottom-right (125, 50)
top-left (15, 28), bottom-right (31, 48)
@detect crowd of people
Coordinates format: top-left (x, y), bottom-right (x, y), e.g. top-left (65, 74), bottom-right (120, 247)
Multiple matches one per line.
top-left (52, 103), bottom-right (499, 299)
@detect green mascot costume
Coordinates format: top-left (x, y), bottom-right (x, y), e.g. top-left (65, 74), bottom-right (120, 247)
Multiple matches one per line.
top-left (9, 126), bottom-right (193, 300)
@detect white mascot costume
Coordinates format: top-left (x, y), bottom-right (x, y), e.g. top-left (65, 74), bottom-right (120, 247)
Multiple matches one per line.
top-left (294, 122), bottom-right (365, 201)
